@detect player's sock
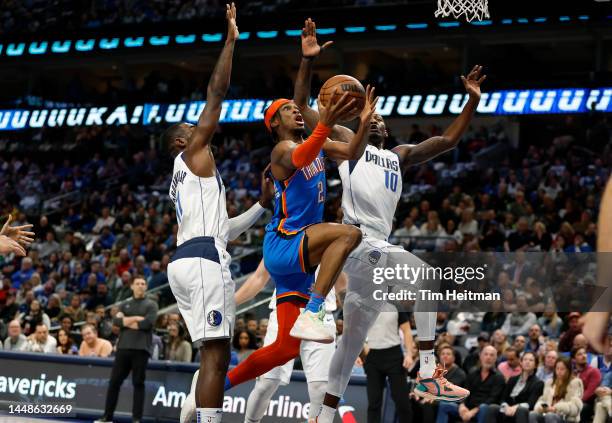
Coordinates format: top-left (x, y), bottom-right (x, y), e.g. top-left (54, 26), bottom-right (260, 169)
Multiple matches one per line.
top-left (419, 349), bottom-right (436, 378)
top-left (316, 404), bottom-right (336, 423)
top-left (224, 375), bottom-right (232, 391)
top-left (305, 292), bottom-right (325, 313)
top-left (196, 408), bottom-right (222, 423)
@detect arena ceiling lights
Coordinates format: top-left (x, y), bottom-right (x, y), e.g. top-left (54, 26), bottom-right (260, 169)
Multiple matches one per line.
top-left (0, 14), bottom-right (598, 59)
top-left (0, 88), bottom-right (610, 131)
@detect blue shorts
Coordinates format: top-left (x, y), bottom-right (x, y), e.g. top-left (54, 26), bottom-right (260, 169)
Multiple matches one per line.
top-left (263, 230), bottom-right (315, 305)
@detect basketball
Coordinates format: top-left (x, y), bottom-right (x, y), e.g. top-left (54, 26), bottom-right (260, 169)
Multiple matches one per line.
top-left (319, 75), bottom-right (366, 122)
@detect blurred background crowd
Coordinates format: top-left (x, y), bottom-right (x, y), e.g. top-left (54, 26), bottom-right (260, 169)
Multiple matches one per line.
top-left (0, 0), bottom-right (610, 421)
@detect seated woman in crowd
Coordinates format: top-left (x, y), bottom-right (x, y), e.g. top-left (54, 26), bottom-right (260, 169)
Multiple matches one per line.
top-left (232, 330), bottom-right (258, 363)
top-left (486, 351), bottom-right (544, 423)
top-left (56, 328), bottom-right (78, 355)
top-left (164, 322), bottom-right (191, 363)
top-left (530, 356), bottom-right (583, 423)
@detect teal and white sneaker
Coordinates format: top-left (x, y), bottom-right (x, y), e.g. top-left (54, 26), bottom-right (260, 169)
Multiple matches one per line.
top-left (289, 309), bottom-right (334, 343)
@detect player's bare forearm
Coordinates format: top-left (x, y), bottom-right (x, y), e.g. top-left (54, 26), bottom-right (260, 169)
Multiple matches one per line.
top-left (394, 96), bottom-right (479, 167)
top-left (294, 57), bottom-right (314, 109)
top-left (198, 39), bottom-right (236, 129)
top-left (235, 260), bottom-right (270, 306)
top-left (323, 115), bottom-right (369, 160)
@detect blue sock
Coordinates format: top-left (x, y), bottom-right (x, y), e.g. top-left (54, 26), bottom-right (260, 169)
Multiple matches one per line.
top-left (224, 375), bottom-right (231, 391)
top-left (305, 292), bottom-right (325, 313)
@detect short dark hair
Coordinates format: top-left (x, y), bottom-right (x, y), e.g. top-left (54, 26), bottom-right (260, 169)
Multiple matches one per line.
top-left (570, 346), bottom-right (586, 359)
top-left (505, 347), bottom-right (518, 357)
top-left (161, 123), bottom-right (186, 155)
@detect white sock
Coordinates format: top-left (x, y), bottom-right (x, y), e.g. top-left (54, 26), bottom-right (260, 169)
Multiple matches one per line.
top-left (316, 404), bottom-right (336, 423)
top-left (419, 349), bottom-right (436, 378)
top-left (196, 408), bottom-right (222, 422)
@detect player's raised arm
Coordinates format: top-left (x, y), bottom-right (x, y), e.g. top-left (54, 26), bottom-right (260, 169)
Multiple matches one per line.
top-left (323, 85), bottom-right (378, 161)
top-left (294, 18), bottom-right (355, 143)
top-left (187, 3), bottom-right (239, 153)
top-left (393, 65), bottom-right (486, 168)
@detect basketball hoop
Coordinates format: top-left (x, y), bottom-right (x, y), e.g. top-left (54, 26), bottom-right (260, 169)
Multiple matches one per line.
top-left (435, 0), bottom-right (489, 23)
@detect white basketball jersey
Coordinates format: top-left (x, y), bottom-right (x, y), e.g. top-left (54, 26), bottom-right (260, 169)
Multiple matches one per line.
top-left (169, 153), bottom-right (229, 246)
top-left (338, 144), bottom-right (402, 240)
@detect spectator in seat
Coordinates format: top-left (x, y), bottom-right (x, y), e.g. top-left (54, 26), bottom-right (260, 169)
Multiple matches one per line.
top-left (60, 294), bottom-right (85, 322)
top-left (593, 369), bottom-right (611, 423)
top-left (232, 330), bottom-right (258, 363)
top-left (491, 329), bottom-right (511, 357)
top-left (572, 346), bottom-right (602, 421)
top-left (513, 336), bottom-right (527, 356)
top-left (530, 356), bottom-right (583, 423)
top-left (3, 319), bottom-right (26, 351)
top-left (21, 299), bottom-right (51, 335)
top-left (24, 323), bottom-right (57, 353)
top-left (537, 309), bottom-right (562, 339)
top-left (164, 322), bottom-right (191, 362)
top-left (436, 345), bottom-right (505, 423)
top-left (11, 257), bottom-right (34, 289)
top-left (56, 328), bottom-right (78, 355)
top-left (499, 347), bottom-right (523, 381)
top-left (79, 323), bottom-right (112, 358)
top-left (525, 324), bottom-right (542, 353)
top-left (536, 350), bottom-right (558, 383)
top-left (486, 351), bottom-right (544, 423)
top-left (390, 216), bottom-right (420, 247)
top-left (502, 313), bottom-right (538, 338)
top-left (558, 312), bottom-right (582, 353)
top-left (93, 207), bottom-right (115, 234)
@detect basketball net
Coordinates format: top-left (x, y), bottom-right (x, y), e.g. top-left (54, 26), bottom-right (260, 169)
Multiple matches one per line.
top-left (435, 0), bottom-right (489, 23)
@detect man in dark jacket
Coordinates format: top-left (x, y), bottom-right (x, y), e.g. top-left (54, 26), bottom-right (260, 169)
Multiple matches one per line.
top-left (94, 277), bottom-right (158, 423)
top-left (436, 345), bottom-right (505, 423)
top-left (484, 351), bottom-right (544, 423)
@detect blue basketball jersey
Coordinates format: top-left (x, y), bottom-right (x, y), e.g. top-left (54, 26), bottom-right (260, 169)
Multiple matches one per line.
top-left (266, 151), bottom-right (326, 236)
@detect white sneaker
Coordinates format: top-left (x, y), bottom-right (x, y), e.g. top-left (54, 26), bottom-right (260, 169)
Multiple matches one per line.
top-left (289, 309), bottom-right (334, 343)
top-left (180, 370), bottom-right (198, 423)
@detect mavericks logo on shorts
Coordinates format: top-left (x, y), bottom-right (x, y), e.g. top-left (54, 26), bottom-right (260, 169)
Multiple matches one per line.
top-left (368, 249), bottom-right (382, 265)
top-left (207, 310), bottom-right (223, 327)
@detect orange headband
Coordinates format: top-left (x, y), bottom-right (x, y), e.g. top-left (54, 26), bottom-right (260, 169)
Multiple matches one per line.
top-left (264, 98), bottom-right (291, 132)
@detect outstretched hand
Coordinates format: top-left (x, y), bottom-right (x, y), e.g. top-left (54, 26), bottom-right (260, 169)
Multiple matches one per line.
top-left (302, 18), bottom-right (333, 58)
top-left (1, 215), bottom-right (34, 247)
top-left (461, 65), bottom-right (486, 98)
top-left (360, 85), bottom-right (379, 123)
top-left (226, 2), bottom-right (239, 42)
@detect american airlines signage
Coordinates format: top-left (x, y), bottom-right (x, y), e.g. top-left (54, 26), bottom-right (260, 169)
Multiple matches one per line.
top-left (0, 88), bottom-right (609, 131)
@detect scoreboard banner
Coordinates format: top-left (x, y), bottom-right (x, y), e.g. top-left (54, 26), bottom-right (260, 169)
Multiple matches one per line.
top-left (0, 351), bottom-right (368, 422)
top-left (0, 87), bottom-right (610, 131)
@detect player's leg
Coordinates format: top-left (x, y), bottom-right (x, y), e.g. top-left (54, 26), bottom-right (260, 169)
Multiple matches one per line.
top-left (98, 349), bottom-right (132, 421)
top-left (170, 239), bottom-right (235, 423)
top-left (225, 301), bottom-right (301, 389)
top-left (317, 290), bottom-right (381, 423)
top-left (385, 247), bottom-right (469, 401)
top-left (300, 311), bottom-right (336, 421)
top-left (244, 378), bottom-right (282, 423)
top-left (243, 308), bottom-right (295, 423)
top-left (291, 223), bottom-right (361, 341)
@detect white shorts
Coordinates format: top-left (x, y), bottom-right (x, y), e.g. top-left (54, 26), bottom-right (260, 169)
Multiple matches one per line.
top-left (260, 308), bottom-right (336, 385)
top-left (168, 236), bottom-right (235, 346)
top-left (343, 234), bottom-right (429, 311)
